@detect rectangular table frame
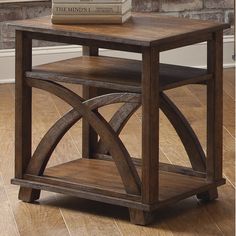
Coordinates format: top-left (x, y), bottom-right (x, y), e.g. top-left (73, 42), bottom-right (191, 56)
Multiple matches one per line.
top-left (12, 24), bottom-right (225, 225)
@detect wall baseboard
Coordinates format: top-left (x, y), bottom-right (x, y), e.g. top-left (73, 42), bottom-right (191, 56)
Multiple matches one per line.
top-left (0, 35), bottom-right (234, 84)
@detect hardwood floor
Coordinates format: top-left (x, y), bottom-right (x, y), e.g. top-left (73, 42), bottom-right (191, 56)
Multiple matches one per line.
top-left (0, 68), bottom-right (234, 236)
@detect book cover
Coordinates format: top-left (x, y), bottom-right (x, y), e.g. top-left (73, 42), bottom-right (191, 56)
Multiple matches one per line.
top-left (52, 1), bottom-right (131, 15)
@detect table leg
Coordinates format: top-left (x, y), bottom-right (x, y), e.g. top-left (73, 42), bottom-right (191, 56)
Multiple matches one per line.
top-left (198, 31), bottom-right (223, 201)
top-left (82, 46), bottom-right (99, 158)
top-left (15, 31), bottom-right (40, 202)
top-left (129, 47), bottom-right (160, 225)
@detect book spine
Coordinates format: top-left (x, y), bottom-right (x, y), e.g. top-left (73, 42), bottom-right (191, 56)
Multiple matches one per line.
top-left (52, 3), bottom-right (129, 15)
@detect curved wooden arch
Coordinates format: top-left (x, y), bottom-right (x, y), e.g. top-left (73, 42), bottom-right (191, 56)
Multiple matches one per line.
top-left (27, 93), bottom-right (141, 176)
top-left (160, 92), bottom-right (206, 172)
top-left (26, 78), bottom-right (141, 195)
top-left (96, 102), bottom-right (141, 154)
top-left (96, 92), bottom-right (206, 173)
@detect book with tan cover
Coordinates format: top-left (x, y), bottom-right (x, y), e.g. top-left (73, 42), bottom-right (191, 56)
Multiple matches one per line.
top-left (52, 0), bottom-right (131, 15)
top-left (51, 11), bottom-right (131, 24)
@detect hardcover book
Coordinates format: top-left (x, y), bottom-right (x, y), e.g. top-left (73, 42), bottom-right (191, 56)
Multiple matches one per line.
top-left (51, 0), bottom-right (132, 24)
top-left (52, 0), bottom-right (131, 15)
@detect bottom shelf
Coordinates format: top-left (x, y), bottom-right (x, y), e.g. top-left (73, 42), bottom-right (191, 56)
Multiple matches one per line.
top-left (12, 158), bottom-right (225, 211)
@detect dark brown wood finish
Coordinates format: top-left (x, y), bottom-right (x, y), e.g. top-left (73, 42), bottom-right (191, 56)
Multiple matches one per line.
top-left (15, 30), bottom-right (41, 202)
top-left (197, 31), bottom-right (224, 201)
top-left (15, 30), bottom-right (32, 179)
top-left (11, 14), bottom-right (228, 225)
top-left (206, 31), bottom-right (224, 182)
top-left (7, 14), bottom-right (229, 49)
top-left (27, 31), bottom-right (142, 53)
top-left (26, 56), bottom-right (211, 92)
top-left (82, 46), bottom-right (99, 159)
top-left (141, 47), bottom-right (159, 205)
top-left (130, 47), bottom-right (160, 222)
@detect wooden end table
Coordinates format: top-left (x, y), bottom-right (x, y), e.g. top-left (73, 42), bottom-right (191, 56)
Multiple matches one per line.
top-left (9, 13), bottom-right (229, 225)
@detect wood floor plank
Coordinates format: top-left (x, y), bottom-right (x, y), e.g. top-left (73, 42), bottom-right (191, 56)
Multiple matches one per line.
top-left (115, 216), bottom-right (174, 236)
top-left (6, 185), bottom-right (71, 236)
top-left (0, 134), bottom-right (71, 236)
top-left (187, 82), bottom-right (235, 138)
top-left (44, 195), bottom-right (123, 236)
top-left (0, 173), bottom-right (19, 236)
top-left (222, 92), bottom-right (235, 137)
top-left (153, 198), bottom-right (223, 236)
top-left (0, 84), bottom-right (14, 131)
top-left (222, 128), bottom-right (235, 186)
top-left (223, 68), bottom-right (235, 100)
top-left (198, 182), bottom-right (235, 236)
top-left (0, 85), bottom-right (71, 236)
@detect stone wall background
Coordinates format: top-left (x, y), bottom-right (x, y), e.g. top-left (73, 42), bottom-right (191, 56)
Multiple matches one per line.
top-left (0, 0), bottom-right (234, 49)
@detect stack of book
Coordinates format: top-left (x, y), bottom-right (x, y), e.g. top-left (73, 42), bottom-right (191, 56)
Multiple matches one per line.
top-left (51, 0), bottom-right (132, 24)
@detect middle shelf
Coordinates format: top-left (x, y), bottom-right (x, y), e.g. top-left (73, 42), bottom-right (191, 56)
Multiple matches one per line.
top-left (26, 56), bottom-right (211, 92)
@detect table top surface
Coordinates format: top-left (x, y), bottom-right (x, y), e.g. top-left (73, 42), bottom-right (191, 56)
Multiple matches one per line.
top-left (9, 13), bottom-right (229, 46)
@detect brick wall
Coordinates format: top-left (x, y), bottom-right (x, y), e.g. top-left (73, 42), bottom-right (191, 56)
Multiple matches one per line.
top-left (0, 2), bottom-right (52, 49)
top-left (132, 0), bottom-right (234, 35)
top-left (0, 0), bottom-right (234, 49)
